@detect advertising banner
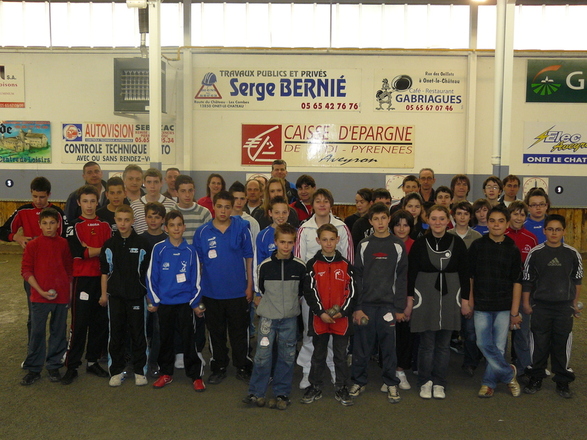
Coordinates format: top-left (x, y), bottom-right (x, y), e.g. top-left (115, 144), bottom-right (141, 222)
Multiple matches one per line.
top-left (61, 122), bottom-right (176, 164)
top-left (526, 59), bottom-right (587, 103)
top-left (0, 64), bottom-right (25, 108)
top-left (194, 68), bottom-right (361, 111)
top-left (373, 66), bottom-right (465, 113)
top-left (523, 122), bottom-right (587, 164)
top-left (0, 120), bottom-right (51, 163)
top-left (242, 123), bottom-right (414, 168)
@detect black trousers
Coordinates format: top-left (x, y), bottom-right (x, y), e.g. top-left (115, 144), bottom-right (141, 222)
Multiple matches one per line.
top-left (108, 296), bottom-right (147, 376)
top-left (528, 301), bottom-right (576, 384)
top-left (309, 332), bottom-right (349, 389)
top-left (204, 296), bottom-right (252, 373)
top-left (157, 303), bottom-right (202, 380)
top-left (65, 277), bottom-right (109, 370)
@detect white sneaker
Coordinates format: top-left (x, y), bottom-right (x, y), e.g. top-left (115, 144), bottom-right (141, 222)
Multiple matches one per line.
top-left (396, 370), bottom-right (411, 390)
top-left (135, 374), bottom-right (148, 386)
top-left (433, 385), bottom-right (446, 399)
top-left (174, 353), bottom-right (185, 369)
top-left (380, 383), bottom-right (388, 393)
top-left (420, 380), bottom-right (433, 399)
top-left (299, 373), bottom-right (310, 390)
top-left (545, 369), bottom-right (551, 376)
top-left (109, 373), bottom-right (124, 387)
top-left (348, 383), bottom-right (366, 397)
top-left (387, 385), bottom-right (401, 403)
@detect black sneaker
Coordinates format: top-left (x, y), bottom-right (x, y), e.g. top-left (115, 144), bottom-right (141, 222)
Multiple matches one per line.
top-left (149, 362), bottom-right (160, 379)
top-left (556, 381), bottom-right (572, 399)
top-left (523, 377), bottom-right (542, 394)
top-left (335, 386), bottom-right (354, 407)
top-left (208, 369), bottom-right (227, 385)
top-left (450, 339), bottom-right (464, 355)
top-left (300, 385), bottom-right (322, 404)
top-left (47, 369), bottom-right (61, 382)
top-left (61, 369), bottom-right (78, 385)
top-left (86, 363), bottom-right (109, 378)
top-left (275, 395), bottom-right (291, 410)
top-left (235, 368), bottom-right (251, 384)
top-left (21, 371), bottom-right (41, 386)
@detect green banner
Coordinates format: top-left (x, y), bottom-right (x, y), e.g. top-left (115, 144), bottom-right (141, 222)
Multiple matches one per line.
top-left (527, 59), bottom-right (587, 103)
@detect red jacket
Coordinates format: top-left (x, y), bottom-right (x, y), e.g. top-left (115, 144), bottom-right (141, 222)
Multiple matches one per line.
top-left (304, 250), bottom-right (356, 336)
top-left (67, 216), bottom-right (112, 277)
top-left (505, 227), bottom-right (538, 263)
top-left (0, 203), bottom-right (64, 242)
top-left (21, 234), bottom-right (73, 304)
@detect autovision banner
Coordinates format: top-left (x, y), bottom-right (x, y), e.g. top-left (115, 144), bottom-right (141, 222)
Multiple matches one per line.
top-left (526, 59), bottom-right (587, 103)
top-left (61, 122), bottom-right (176, 164)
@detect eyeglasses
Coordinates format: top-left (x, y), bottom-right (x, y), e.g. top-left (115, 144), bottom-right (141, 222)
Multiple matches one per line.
top-left (544, 227), bottom-right (564, 233)
top-left (529, 203), bottom-right (547, 208)
top-left (485, 186), bottom-right (500, 190)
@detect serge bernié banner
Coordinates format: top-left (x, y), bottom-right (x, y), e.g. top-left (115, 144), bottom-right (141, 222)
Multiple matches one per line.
top-left (0, 120), bottom-right (51, 164)
top-left (61, 122), bottom-right (176, 164)
top-left (523, 122), bottom-right (587, 164)
top-left (0, 64), bottom-right (25, 108)
top-left (242, 124), bottom-right (414, 168)
top-left (194, 68), bottom-right (361, 111)
top-left (374, 65), bottom-right (465, 113)
top-left (526, 59), bottom-right (587, 103)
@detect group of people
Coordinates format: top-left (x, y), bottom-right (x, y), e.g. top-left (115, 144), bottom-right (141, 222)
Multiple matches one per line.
top-left (1, 161), bottom-right (582, 409)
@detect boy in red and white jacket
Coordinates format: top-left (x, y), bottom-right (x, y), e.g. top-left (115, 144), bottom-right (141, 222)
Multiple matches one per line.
top-left (62, 185), bottom-right (112, 385)
top-left (301, 223), bottom-right (356, 406)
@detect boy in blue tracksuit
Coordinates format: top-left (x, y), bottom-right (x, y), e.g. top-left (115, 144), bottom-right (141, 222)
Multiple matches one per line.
top-left (244, 223), bottom-right (306, 410)
top-left (146, 210), bottom-right (206, 392)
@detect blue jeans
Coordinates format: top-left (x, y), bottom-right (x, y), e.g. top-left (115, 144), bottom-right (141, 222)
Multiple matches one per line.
top-left (248, 316), bottom-right (297, 397)
top-left (474, 310), bottom-right (514, 388)
top-left (24, 302), bottom-right (68, 372)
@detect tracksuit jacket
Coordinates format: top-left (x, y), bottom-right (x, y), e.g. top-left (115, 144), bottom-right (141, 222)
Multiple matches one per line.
top-left (146, 238), bottom-right (201, 307)
top-left (0, 202), bottom-right (65, 241)
top-left (100, 230), bottom-right (151, 300)
top-left (522, 243), bottom-right (583, 303)
top-left (256, 251), bottom-right (307, 320)
top-left (304, 250), bottom-right (356, 337)
top-left (67, 216), bottom-right (112, 277)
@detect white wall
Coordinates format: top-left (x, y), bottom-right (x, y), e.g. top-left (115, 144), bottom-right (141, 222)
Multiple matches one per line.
top-left (1, 48), bottom-right (586, 205)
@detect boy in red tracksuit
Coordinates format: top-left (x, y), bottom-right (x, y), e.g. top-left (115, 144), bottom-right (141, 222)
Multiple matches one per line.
top-left (62, 185), bottom-right (112, 385)
top-left (301, 224), bottom-right (356, 406)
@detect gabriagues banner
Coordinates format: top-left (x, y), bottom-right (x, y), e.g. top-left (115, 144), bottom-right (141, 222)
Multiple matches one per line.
top-left (61, 122), bottom-right (176, 164)
top-left (526, 59), bottom-right (587, 103)
top-left (523, 122), bottom-right (587, 164)
top-left (242, 123), bottom-right (414, 168)
top-left (373, 66), bottom-right (465, 113)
